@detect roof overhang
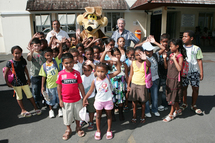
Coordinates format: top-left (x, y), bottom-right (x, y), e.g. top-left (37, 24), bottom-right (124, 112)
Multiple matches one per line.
top-left (26, 0), bottom-right (128, 11)
top-left (130, 0), bottom-right (215, 10)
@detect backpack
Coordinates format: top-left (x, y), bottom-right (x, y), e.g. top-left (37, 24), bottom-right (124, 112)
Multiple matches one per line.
top-left (42, 59), bottom-right (59, 75)
top-left (2, 60), bottom-right (17, 83)
top-left (144, 61), bottom-right (153, 88)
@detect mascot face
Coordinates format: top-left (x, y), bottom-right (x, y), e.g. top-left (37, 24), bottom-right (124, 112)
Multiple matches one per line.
top-left (77, 6), bottom-right (108, 35)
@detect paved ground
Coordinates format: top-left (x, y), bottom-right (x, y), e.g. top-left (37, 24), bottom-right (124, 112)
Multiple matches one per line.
top-left (0, 50), bottom-right (215, 143)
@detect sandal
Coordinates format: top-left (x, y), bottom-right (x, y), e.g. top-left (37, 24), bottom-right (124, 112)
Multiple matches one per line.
top-left (163, 114), bottom-right (174, 122)
top-left (130, 118), bottom-right (137, 124)
top-left (94, 131), bottom-right (101, 140)
top-left (35, 109), bottom-right (42, 115)
top-left (76, 128), bottom-right (85, 137)
top-left (62, 129), bottom-right (72, 140)
top-left (21, 112), bottom-right (31, 117)
top-left (106, 131), bottom-right (113, 140)
top-left (180, 103), bottom-right (188, 111)
top-left (173, 109), bottom-right (182, 117)
top-left (140, 118), bottom-right (145, 124)
top-left (191, 105), bottom-right (203, 115)
top-left (87, 122), bottom-right (94, 131)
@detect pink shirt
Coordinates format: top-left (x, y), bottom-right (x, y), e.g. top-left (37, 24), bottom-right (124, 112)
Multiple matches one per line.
top-left (56, 69), bottom-right (82, 103)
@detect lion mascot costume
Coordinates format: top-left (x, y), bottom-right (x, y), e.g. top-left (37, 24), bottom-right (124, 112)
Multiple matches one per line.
top-left (77, 6), bottom-right (108, 40)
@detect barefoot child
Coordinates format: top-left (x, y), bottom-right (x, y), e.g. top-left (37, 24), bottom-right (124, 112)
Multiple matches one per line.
top-left (57, 53), bottom-right (85, 140)
top-left (83, 57), bottom-right (121, 140)
top-left (4, 46), bottom-right (42, 117)
top-left (163, 39), bottom-right (187, 122)
top-left (127, 47), bottom-right (151, 123)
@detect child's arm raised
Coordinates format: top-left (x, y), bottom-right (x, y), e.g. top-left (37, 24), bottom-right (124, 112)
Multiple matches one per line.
top-left (24, 66), bottom-right (31, 86)
top-left (56, 40), bottom-right (63, 59)
top-left (27, 46), bottom-right (35, 61)
top-left (83, 80), bottom-right (95, 106)
top-left (57, 84), bottom-right (64, 107)
top-left (109, 57), bottom-right (121, 79)
top-left (197, 59), bottom-right (203, 81)
top-left (172, 53), bottom-right (183, 72)
top-left (127, 62), bottom-right (133, 92)
top-left (163, 52), bottom-right (168, 69)
top-left (148, 35), bottom-right (165, 55)
top-left (100, 45), bottom-right (112, 63)
top-left (85, 60), bottom-right (95, 70)
top-left (139, 51), bottom-right (151, 67)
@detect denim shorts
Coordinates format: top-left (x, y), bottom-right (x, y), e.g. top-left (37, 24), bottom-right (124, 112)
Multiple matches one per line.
top-left (46, 87), bottom-right (59, 106)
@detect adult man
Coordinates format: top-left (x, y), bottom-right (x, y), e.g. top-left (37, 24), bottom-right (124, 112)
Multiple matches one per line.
top-left (112, 18), bottom-right (139, 48)
top-left (46, 20), bottom-right (70, 44)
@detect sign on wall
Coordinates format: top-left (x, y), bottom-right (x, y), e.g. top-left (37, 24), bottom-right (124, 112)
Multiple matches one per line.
top-left (181, 14), bottom-right (195, 27)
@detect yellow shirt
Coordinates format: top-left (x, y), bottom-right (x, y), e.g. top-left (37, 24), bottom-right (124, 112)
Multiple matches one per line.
top-left (131, 61), bottom-right (147, 85)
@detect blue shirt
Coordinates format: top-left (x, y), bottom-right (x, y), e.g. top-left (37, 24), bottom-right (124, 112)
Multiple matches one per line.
top-left (111, 29), bottom-right (139, 48)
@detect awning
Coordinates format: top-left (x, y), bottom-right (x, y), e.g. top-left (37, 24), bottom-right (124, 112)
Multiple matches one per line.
top-left (130, 0), bottom-right (215, 10)
top-left (26, 0), bottom-right (128, 11)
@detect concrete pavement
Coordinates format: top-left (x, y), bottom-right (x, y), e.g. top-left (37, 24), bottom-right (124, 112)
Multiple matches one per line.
top-left (0, 52), bottom-right (215, 143)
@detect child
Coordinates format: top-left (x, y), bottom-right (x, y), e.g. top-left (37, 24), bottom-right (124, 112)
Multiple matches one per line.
top-left (40, 39), bottom-right (48, 51)
top-left (81, 62), bottom-right (96, 130)
top-left (93, 46), bottom-right (101, 62)
top-left (103, 38), bottom-right (115, 61)
top-left (83, 58), bottom-right (121, 140)
top-left (27, 38), bottom-right (46, 108)
top-left (69, 48), bottom-right (82, 75)
top-left (117, 37), bottom-right (126, 62)
top-left (100, 47), bottom-right (128, 121)
top-left (163, 39), bottom-right (187, 122)
top-left (95, 38), bottom-right (104, 52)
top-left (143, 36), bottom-right (166, 118)
top-left (39, 48), bottom-right (62, 118)
top-left (76, 43), bottom-right (85, 64)
top-left (62, 44), bottom-right (69, 54)
top-left (5, 46), bottom-right (42, 117)
top-left (85, 48), bottom-right (100, 65)
top-left (127, 47), bottom-right (151, 123)
top-left (56, 53), bottom-right (85, 140)
top-left (70, 36), bottom-right (77, 48)
top-left (181, 30), bottom-right (203, 114)
top-left (154, 33), bottom-right (171, 112)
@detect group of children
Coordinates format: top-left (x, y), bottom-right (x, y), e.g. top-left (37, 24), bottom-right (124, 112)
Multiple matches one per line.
top-left (4, 29), bottom-right (203, 140)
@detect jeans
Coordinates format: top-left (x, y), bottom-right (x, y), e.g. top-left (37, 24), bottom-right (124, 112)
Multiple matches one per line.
top-left (158, 78), bottom-right (168, 107)
top-left (31, 76), bottom-right (42, 103)
top-left (145, 79), bottom-right (159, 113)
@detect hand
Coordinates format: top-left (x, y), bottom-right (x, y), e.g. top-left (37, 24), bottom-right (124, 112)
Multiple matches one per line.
top-left (33, 32), bottom-right (40, 38)
top-left (200, 73), bottom-right (203, 81)
top-left (41, 87), bottom-right (45, 95)
top-left (139, 51), bottom-right (147, 60)
top-left (127, 86), bottom-right (131, 92)
top-left (6, 82), bottom-right (13, 88)
top-left (59, 100), bottom-right (64, 108)
top-left (163, 52), bottom-right (167, 59)
top-left (105, 45), bottom-right (112, 52)
top-left (148, 35), bottom-right (156, 43)
top-left (76, 29), bottom-right (80, 37)
top-left (171, 53), bottom-right (176, 60)
top-left (27, 79), bottom-right (31, 86)
top-left (111, 57), bottom-right (119, 62)
top-left (51, 31), bottom-right (56, 37)
top-left (27, 46), bottom-right (34, 53)
top-left (61, 37), bottom-right (66, 43)
top-left (83, 99), bottom-right (88, 107)
top-left (85, 60), bottom-right (93, 66)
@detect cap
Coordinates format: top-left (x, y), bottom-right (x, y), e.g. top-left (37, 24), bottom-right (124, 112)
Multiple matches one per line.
top-left (142, 42), bottom-right (155, 51)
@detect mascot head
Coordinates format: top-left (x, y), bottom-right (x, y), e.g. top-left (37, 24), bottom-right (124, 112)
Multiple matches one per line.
top-left (77, 6), bottom-right (108, 36)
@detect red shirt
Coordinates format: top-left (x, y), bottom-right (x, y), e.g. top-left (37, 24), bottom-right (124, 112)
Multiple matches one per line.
top-left (56, 69), bottom-right (82, 103)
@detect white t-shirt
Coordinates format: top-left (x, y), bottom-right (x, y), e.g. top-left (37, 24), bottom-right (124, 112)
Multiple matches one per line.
top-left (63, 62), bottom-right (82, 75)
top-left (80, 73), bottom-right (95, 99)
top-left (46, 29), bottom-right (70, 44)
top-left (95, 76), bottom-right (113, 102)
top-left (120, 53), bottom-right (126, 62)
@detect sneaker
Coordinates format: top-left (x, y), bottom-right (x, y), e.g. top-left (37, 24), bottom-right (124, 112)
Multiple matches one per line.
top-left (145, 113), bottom-right (152, 118)
top-left (49, 110), bottom-right (54, 118)
top-left (153, 112), bottom-right (160, 117)
top-left (87, 122), bottom-right (94, 130)
top-left (53, 103), bottom-right (58, 109)
top-left (58, 108), bottom-right (63, 117)
top-left (158, 105), bottom-right (165, 111)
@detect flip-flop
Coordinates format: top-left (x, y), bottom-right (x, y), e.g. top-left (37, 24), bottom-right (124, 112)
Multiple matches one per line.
top-left (76, 130), bottom-right (85, 137)
top-left (35, 109), bottom-right (42, 115)
top-left (94, 131), bottom-right (101, 140)
top-left (21, 112), bottom-right (31, 117)
top-left (130, 118), bottom-right (137, 124)
top-left (180, 103), bottom-right (188, 111)
top-left (62, 129), bottom-right (72, 140)
top-left (191, 105), bottom-right (203, 115)
top-left (140, 118), bottom-right (145, 123)
top-left (106, 131), bottom-right (113, 140)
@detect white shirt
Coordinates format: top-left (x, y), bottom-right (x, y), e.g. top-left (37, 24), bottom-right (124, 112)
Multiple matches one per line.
top-left (62, 62), bottom-right (82, 75)
top-left (120, 53), bottom-right (126, 62)
top-left (95, 76), bottom-right (113, 102)
top-left (81, 73), bottom-right (95, 99)
top-left (46, 29), bottom-right (70, 44)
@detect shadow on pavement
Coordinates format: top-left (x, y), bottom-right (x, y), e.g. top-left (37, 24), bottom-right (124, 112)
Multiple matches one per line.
top-left (0, 139), bottom-right (9, 143)
top-left (0, 90), bottom-right (48, 130)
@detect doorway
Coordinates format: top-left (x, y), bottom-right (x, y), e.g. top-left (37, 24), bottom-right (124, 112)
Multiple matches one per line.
top-left (150, 14), bottom-right (161, 42)
top-left (167, 12), bottom-right (177, 38)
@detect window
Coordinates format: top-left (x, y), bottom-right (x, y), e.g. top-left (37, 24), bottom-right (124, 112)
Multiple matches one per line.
top-left (35, 14), bottom-right (51, 34)
top-left (198, 13), bottom-right (213, 31)
top-left (106, 12), bottom-right (124, 32)
top-left (58, 13), bottom-right (76, 34)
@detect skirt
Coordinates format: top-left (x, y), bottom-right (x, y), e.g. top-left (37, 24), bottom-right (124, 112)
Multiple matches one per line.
top-left (128, 83), bottom-right (148, 103)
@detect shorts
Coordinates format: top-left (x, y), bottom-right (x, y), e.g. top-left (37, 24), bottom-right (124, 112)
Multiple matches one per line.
top-left (94, 100), bottom-right (114, 111)
top-left (62, 99), bottom-right (82, 125)
top-left (13, 85), bottom-right (33, 100)
top-left (87, 97), bottom-right (96, 113)
top-left (128, 83), bottom-right (148, 103)
top-left (182, 72), bottom-right (200, 87)
top-left (46, 87), bottom-right (59, 106)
